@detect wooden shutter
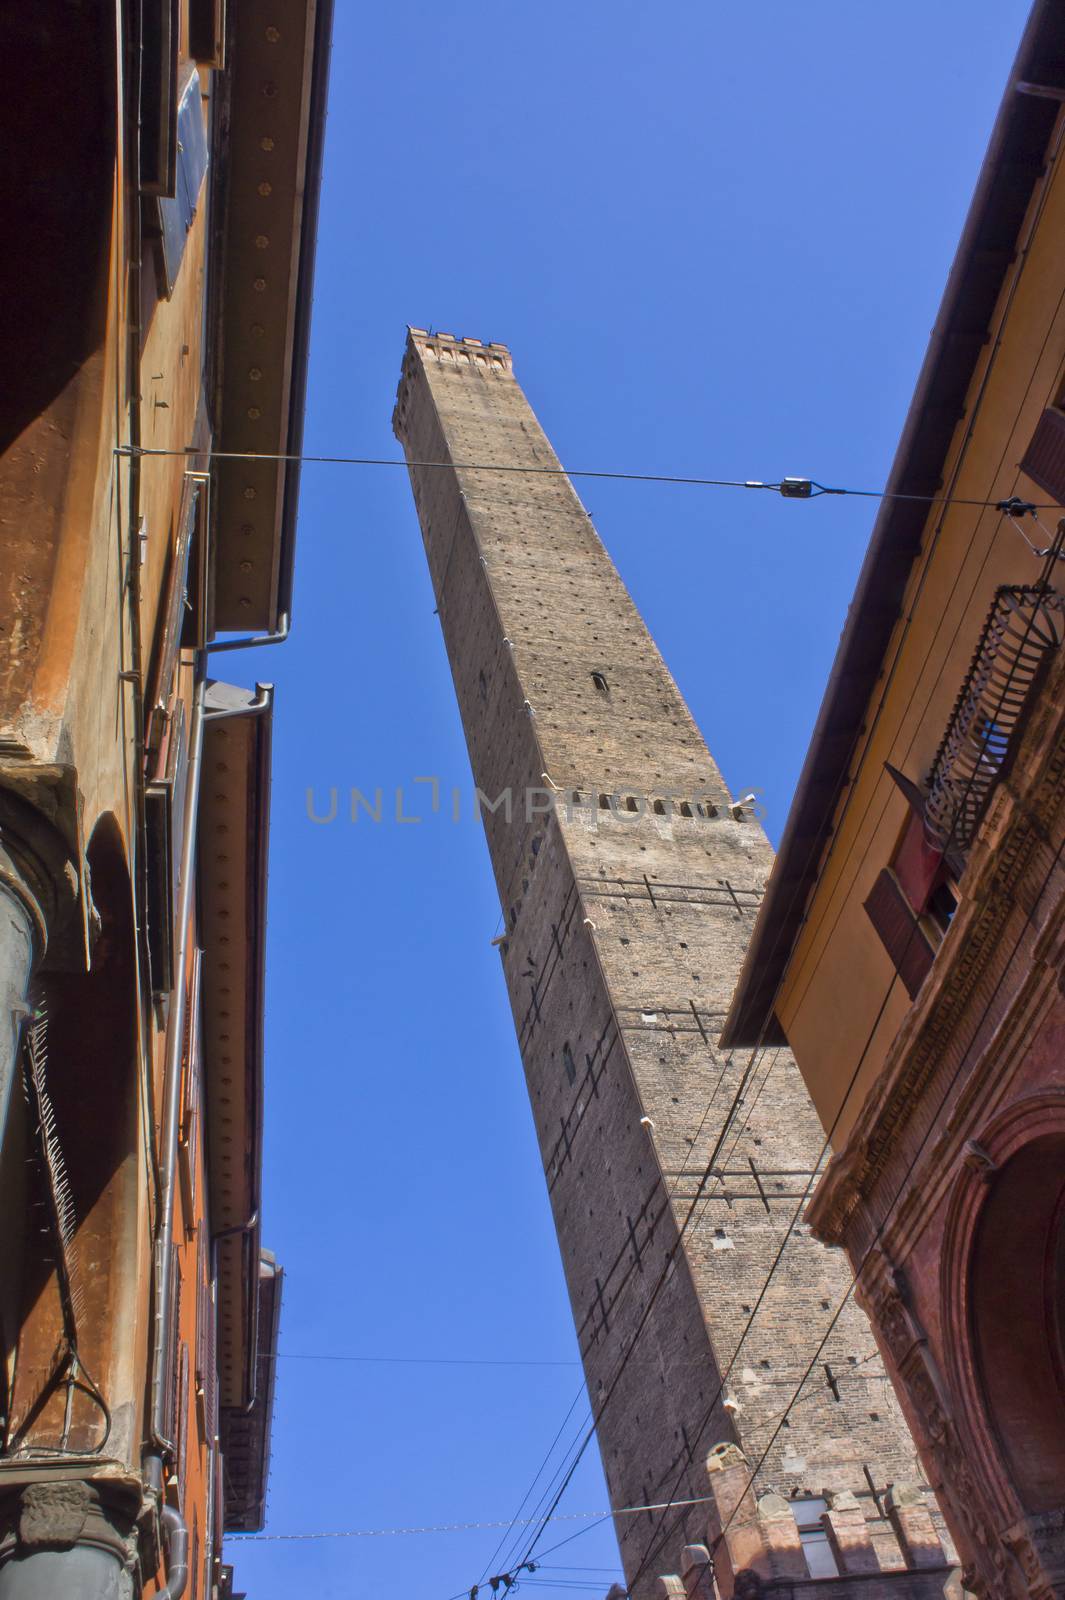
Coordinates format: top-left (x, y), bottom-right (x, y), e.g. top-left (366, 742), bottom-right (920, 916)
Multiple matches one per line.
top-left (892, 811), bottom-right (943, 915)
top-left (1019, 407), bottom-right (1065, 504)
top-left (863, 869), bottom-right (936, 1000)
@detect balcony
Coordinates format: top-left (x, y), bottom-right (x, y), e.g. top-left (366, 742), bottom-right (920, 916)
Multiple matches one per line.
top-left (924, 584), bottom-right (1065, 852)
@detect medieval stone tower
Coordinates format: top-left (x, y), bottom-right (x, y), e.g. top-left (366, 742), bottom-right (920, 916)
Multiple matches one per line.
top-left (393, 330), bottom-right (954, 1600)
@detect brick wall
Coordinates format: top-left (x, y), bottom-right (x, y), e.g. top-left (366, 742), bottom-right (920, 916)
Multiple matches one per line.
top-left (393, 332), bottom-right (950, 1596)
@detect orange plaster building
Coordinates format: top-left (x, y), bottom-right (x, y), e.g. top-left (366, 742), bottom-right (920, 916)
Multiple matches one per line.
top-left (0, 3), bottom-right (332, 1595)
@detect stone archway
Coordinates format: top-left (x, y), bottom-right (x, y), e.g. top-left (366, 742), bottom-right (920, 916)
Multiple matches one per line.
top-left (970, 1133), bottom-right (1065, 1520)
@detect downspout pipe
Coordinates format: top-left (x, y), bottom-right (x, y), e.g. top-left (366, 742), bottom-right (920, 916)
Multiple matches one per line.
top-left (144, 678), bottom-right (271, 1600)
top-left (146, 680), bottom-right (272, 1473)
top-left (154, 1507), bottom-right (188, 1600)
top-left (208, 611), bottom-right (290, 654)
top-left (146, 668), bottom-right (207, 1490)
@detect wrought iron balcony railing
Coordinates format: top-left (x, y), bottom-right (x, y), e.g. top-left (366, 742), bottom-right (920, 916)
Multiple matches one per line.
top-left (924, 584), bottom-right (1065, 853)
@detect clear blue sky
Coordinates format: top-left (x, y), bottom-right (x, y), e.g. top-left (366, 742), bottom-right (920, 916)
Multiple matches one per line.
top-left (222, 4), bottom-right (1029, 1596)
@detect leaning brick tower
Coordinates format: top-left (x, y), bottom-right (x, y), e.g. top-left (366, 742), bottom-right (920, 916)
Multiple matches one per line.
top-left (393, 330), bottom-right (955, 1600)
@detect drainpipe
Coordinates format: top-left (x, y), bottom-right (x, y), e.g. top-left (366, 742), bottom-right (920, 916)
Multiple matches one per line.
top-left (146, 681), bottom-right (273, 1468)
top-left (208, 611), bottom-right (290, 654)
top-left (154, 1507), bottom-right (188, 1600)
top-left (143, 679), bottom-right (270, 1600)
top-left (146, 671), bottom-right (207, 1492)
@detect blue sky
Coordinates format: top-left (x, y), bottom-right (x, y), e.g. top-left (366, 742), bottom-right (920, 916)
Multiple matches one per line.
top-left (221, 4), bottom-right (1030, 1595)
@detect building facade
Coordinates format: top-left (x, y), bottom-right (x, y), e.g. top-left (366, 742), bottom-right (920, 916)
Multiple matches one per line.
top-left (0, 3), bottom-right (331, 1596)
top-left (724, 5), bottom-right (1065, 1597)
top-left (393, 331), bottom-right (956, 1600)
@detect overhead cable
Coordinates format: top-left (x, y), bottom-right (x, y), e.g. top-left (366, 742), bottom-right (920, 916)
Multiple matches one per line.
top-left (226, 1491), bottom-right (722, 1542)
top-left (113, 445), bottom-right (1059, 512)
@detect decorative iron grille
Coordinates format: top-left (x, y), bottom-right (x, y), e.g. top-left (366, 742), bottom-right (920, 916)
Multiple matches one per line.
top-left (924, 584), bottom-right (1065, 851)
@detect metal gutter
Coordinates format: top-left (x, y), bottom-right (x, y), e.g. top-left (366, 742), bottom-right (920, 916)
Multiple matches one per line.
top-left (275, 0), bottom-right (335, 627)
top-left (722, 0), bottom-right (1065, 1048)
top-left (198, 683), bottom-right (274, 1413)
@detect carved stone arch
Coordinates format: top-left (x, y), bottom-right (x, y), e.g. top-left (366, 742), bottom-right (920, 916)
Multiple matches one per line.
top-left (940, 1089), bottom-right (1065, 1592)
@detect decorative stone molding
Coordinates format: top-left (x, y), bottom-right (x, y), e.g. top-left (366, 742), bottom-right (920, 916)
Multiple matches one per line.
top-left (1001, 1512), bottom-right (1065, 1600)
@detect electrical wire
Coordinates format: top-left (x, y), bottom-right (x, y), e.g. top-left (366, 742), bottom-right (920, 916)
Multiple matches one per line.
top-left (226, 1492), bottom-right (725, 1542)
top-left (112, 444), bottom-right (1061, 511)
top-left (276, 1353), bottom-right (579, 1368)
top-left (478, 1033), bottom-right (759, 1588)
top-left (489, 1040), bottom-right (775, 1593)
top-left (486, 1036), bottom-right (773, 1586)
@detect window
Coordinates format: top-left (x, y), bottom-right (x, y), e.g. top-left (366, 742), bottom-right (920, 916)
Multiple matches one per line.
top-left (151, 69), bottom-right (210, 295)
top-left (562, 1043), bottom-right (577, 1086)
top-left (591, 671), bottom-right (609, 694)
top-left (791, 1498), bottom-right (838, 1579)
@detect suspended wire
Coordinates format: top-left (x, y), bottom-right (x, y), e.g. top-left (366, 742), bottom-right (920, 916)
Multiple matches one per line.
top-left (227, 1492), bottom-right (723, 1542)
top-left (475, 1387), bottom-right (588, 1586)
top-left (491, 1040), bottom-right (775, 1593)
top-left (479, 1032), bottom-right (757, 1588)
top-left (112, 444), bottom-right (1060, 512)
top-left (490, 1035), bottom-right (774, 1585)
top-left (276, 1353), bottom-right (579, 1368)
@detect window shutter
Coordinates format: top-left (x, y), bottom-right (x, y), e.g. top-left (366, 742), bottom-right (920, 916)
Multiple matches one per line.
top-left (1019, 407), bottom-right (1065, 504)
top-left (863, 869), bottom-right (935, 1000)
top-left (892, 811), bottom-right (943, 915)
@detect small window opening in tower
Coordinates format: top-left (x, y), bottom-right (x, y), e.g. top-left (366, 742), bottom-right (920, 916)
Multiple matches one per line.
top-left (679, 801), bottom-right (693, 818)
top-left (591, 671), bottom-right (609, 694)
top-left (562, 1042), bottom-right (577, 1086)
top-left (790, 1498), bottom-right (838, 1578)
top-left (652, 798), bottom-right (665, 815)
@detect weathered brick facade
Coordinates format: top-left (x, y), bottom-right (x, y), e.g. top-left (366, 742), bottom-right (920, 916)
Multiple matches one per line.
top-left (393, 331), bottom-right (954, 1599)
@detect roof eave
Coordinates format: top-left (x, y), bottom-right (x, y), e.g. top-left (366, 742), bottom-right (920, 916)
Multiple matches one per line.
top-left (209, 0), bottom-right (334, 635)
top-left (198, 681), bottom-right (274, 1407)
